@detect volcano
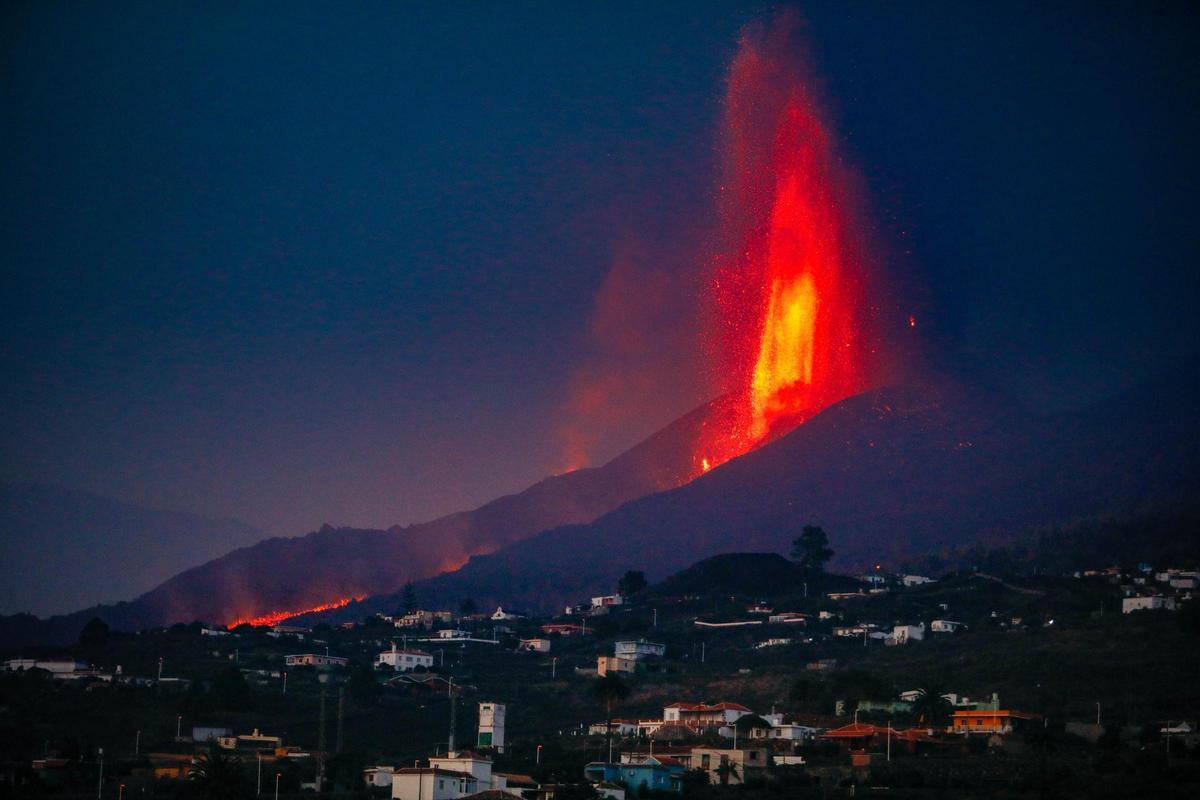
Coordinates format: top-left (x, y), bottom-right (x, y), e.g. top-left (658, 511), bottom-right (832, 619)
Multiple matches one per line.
top-left (332, 370), bottom-right (1199, 618)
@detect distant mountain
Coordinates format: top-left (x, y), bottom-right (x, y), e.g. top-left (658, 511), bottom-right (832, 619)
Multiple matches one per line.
top-left (0, 483), bottom-right (263, 616)
top-left (348, 372), bottom-right (1198, 616)
top-left (0, 393), bottom-right (750, 643)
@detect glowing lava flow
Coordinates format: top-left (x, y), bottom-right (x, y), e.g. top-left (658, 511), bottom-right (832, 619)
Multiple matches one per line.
top-left (227, 596), bottom-right (358, 628)
top-left (697, 12), bottom-right (874, 473)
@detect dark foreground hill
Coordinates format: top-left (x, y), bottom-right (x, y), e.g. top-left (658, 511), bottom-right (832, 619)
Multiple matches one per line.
top-left (0, 394), bottom-right (746, 645)
top-left (344, 373), bottom-right (1198, 617)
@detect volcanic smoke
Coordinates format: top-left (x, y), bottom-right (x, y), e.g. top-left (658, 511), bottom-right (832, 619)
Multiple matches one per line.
top-left (696, 12), bottom-right (875, 472)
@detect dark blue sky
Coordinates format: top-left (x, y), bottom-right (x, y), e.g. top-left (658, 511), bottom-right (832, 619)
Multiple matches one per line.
top-left (2, 1), bottom-right (1197, 536)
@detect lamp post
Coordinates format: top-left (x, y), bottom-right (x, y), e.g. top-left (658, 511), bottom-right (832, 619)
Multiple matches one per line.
top-left (134, 730), bottom-right (140, 756)
top-left (119, 784), bottom-right (126, 800)
top-left (97, 748), bottom-right (104, 800)
top-left (275, 773), bottom-right (281, 800)
top-left (257, 755), bottom-right (262, 796)
top-left (176, 716), bottom-right (182, 741)
top-left (282, 672), bottom-right (288, 694)
top-left (536, 745), bottom-right (543, 765)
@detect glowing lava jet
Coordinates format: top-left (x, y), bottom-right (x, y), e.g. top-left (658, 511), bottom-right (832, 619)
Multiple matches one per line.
top-left (697, 13), bottom-right (874, 473)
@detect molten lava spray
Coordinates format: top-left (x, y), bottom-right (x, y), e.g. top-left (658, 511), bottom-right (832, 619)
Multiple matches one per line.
top-left (697, 11), bottom-right (875, 471)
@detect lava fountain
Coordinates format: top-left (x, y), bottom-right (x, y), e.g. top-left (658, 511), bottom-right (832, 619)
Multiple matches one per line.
top-left (696, 12), bottom-right (876, 472)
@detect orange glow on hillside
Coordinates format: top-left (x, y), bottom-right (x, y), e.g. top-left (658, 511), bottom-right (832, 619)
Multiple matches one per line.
top-left (228, 596), bottom-right (358, 628)
top-left (695, 11), bottom-right (874, 473)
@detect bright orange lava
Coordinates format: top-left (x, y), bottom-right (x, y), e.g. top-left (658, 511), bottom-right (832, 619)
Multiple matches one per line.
top-left (228, 596), bottom-right (358, 628)
top-left (696, 12), bottom-right (873, 473)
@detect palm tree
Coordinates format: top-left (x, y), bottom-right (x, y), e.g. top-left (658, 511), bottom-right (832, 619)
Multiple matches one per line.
top-left (910, 687), bottom-right (953, 729)
top-left (591, 674), bottom-right (630, 763)
top-left (714, 757), bottom-right (740, 786)
top-left (188, 748), bottom-right (246, 800)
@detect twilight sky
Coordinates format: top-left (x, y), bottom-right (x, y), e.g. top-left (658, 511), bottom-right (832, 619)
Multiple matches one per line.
top-left (2, 1), bottom-right (1197, 538)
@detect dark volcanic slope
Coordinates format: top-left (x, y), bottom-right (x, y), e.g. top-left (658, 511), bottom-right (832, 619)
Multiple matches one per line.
top-left (370, 374), bottom-right (1198, 615)
top-left (8, 394), bottom-right (740, 639)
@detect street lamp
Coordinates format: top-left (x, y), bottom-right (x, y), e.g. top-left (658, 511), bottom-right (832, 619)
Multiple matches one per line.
top-left (119, 784), bottom-right (126, 800)
top-left (257, 755), bottom-right (263, 796)
top-left (135, 730), bottom-right (140, 756)
top-left (97, 748), bottom-right (104, 800)
top-left (275, 773), bottom-right (281, 800)
top-left (536, 745), bottom-right (543, 765)
top-left (176, 716), bottom-right (182, 741)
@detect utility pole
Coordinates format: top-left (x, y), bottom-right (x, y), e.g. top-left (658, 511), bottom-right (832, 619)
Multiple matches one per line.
top-left (157, 658), bottom-right (163, 681)
top-left (282, 672), bottom-right (288, 694)
top-left (97, 748), bottom-right (104, 800)
top-left (176, 716), bottom-right (182, 741)
top-left (257, 755), bottom-right (263, 796)
top-left (336, 687), bottom-right (345, 754)
top-left (447, 677), bottom-right (456, 754)
top-left (701, 642), bottom-right (705, 663)
top-left (551, 657), bottom-right (558, 679)
top-left (134, 730), bottom-right (140, 756)
top-left (317, 687), bottom-right (327, 790)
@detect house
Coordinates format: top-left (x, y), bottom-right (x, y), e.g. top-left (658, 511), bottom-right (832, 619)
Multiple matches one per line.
top-left (396, 610), bottom-right (455, 629)
top-left (818, 611), bottom-right (838, 620)
top-left (518, 639), bottom-right (551, 653)
top-left (951, 710), bottom-right (1039, 735)
top-left (747, 603), bottom-right (774, 614)
top-left (3, 659), bottom-right (94, 679)
top-left (663, 702), bottom-right (752, 728)
top-left (754, 638), bottom-right (792, 649)
top-left (760, 715), bottom-right (824, 742)
top-left (614, 640), bottom-right (666, 660)
top-left (437, 629), bottom-right (471, 639)
top-left (429, 752), bottom-right (499, 789)
top-left (806, 659), bottom-right (837, 671)
top-left (490, 607), bottom-right (526, 621)
top-left (591, 594), bottom-right (625, 608)
top-left (1123, 596), bottom-right (1178, 613)
top-left (888, 623), bottom-right (925, 645)
top-left (592, 782), bottom-right (625, 800)
top-left (596, 656), bottom-right (638, 677)
top-left (930, 619), bottom-right (965, 633)
top-left (833, 624), bottom-right (877, 638)
top-left (218, 729), bottom-right (283, 751)
top-left (688, 747), bottom-right (768, 786)
top-left (192, 726), bottom-right (233, 742)
top-left (584, 756), bottom-right (684, 793)
top-left (900, 574), bottom-right (935, 587)
top-left (540, 623), bottom-right (589, 637)
top-left (377, 644), bottom-right (434, 671)
top-left (392, 767), bottom-right (479, 800)
top-left (588, 720), bottom-right (639, 737)
top-left (767, 612), bottom-right (807, 624)
top-left (364, 767), bottom-right (396, 788)
top-left (284, 654), bottom-right (348, 668)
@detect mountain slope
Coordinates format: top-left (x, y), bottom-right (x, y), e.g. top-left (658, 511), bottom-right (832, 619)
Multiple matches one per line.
top-left (3, 393), bottom-right (747, 639)
top-left (0, 483), bottom-right (263, 616)
top-left (366, 373), bottom-right (1198, 615)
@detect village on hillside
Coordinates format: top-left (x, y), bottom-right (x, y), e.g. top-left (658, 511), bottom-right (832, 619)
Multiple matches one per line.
top-left (2, 530), bottom-right (1199, 800)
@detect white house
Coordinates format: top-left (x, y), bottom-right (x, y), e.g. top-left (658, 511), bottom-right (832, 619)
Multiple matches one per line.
top-left (364, 767), bottom-right (395, 788)
top-left (591, 594), bottom-right (625, 608)
top-left (376, 644), bottom-right (434, 671)
top-left (477, 702), bottom-right (506, 752)
top-left (900, 574), bottom-right (935, 587)
top-left (429, 752), bottom-right (498, 789)
top-left (754, 638), bottom-right (793, 649)
top-left (437, 629), bottom-right (470, 639)
top-left (889, 623), bottom-right (926, 645)
top-left (614, 640), bottom-right (665, 660)
top-left (284, 654), bottom-right (348, 668)
top-left (391, 767), bottom-right (478, 800)
top-left (930, 619), bottom-right (965, 633)
top-left (518, 638), bottom-right (551, 653)
top-left (663, 702), bottom-right (751, 728)
top-left (1122, 596), bottom-right (1177, 613)
top-left (588, 720), bottom-right (639, 736)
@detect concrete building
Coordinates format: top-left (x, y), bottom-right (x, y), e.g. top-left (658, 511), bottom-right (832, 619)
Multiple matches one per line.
top-left (478, 702), bottom-right (506, 753)
top-left (392, 768), bottom-right (479, 800)
top-left (1122, 595), bottom-right (1177, 613)
top-left (377, 644), bottom-right (434, 671)
top-left (614, 640), bottom-right (665, 660)
top-left (283, 653), bottom-right (348, 668)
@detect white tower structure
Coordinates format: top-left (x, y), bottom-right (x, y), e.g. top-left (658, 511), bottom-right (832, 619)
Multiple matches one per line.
top-left (477, 701), bottom-right (506, 753)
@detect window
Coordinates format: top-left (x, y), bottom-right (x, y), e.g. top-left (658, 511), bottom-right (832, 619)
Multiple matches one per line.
top-left (749, 751), bottom-right (759, 761)
top-left (479, 732), bottom-right (492, 745)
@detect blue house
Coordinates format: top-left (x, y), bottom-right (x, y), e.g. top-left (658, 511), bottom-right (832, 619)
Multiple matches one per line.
top-left (584, 757), bottom-right (684, 793)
